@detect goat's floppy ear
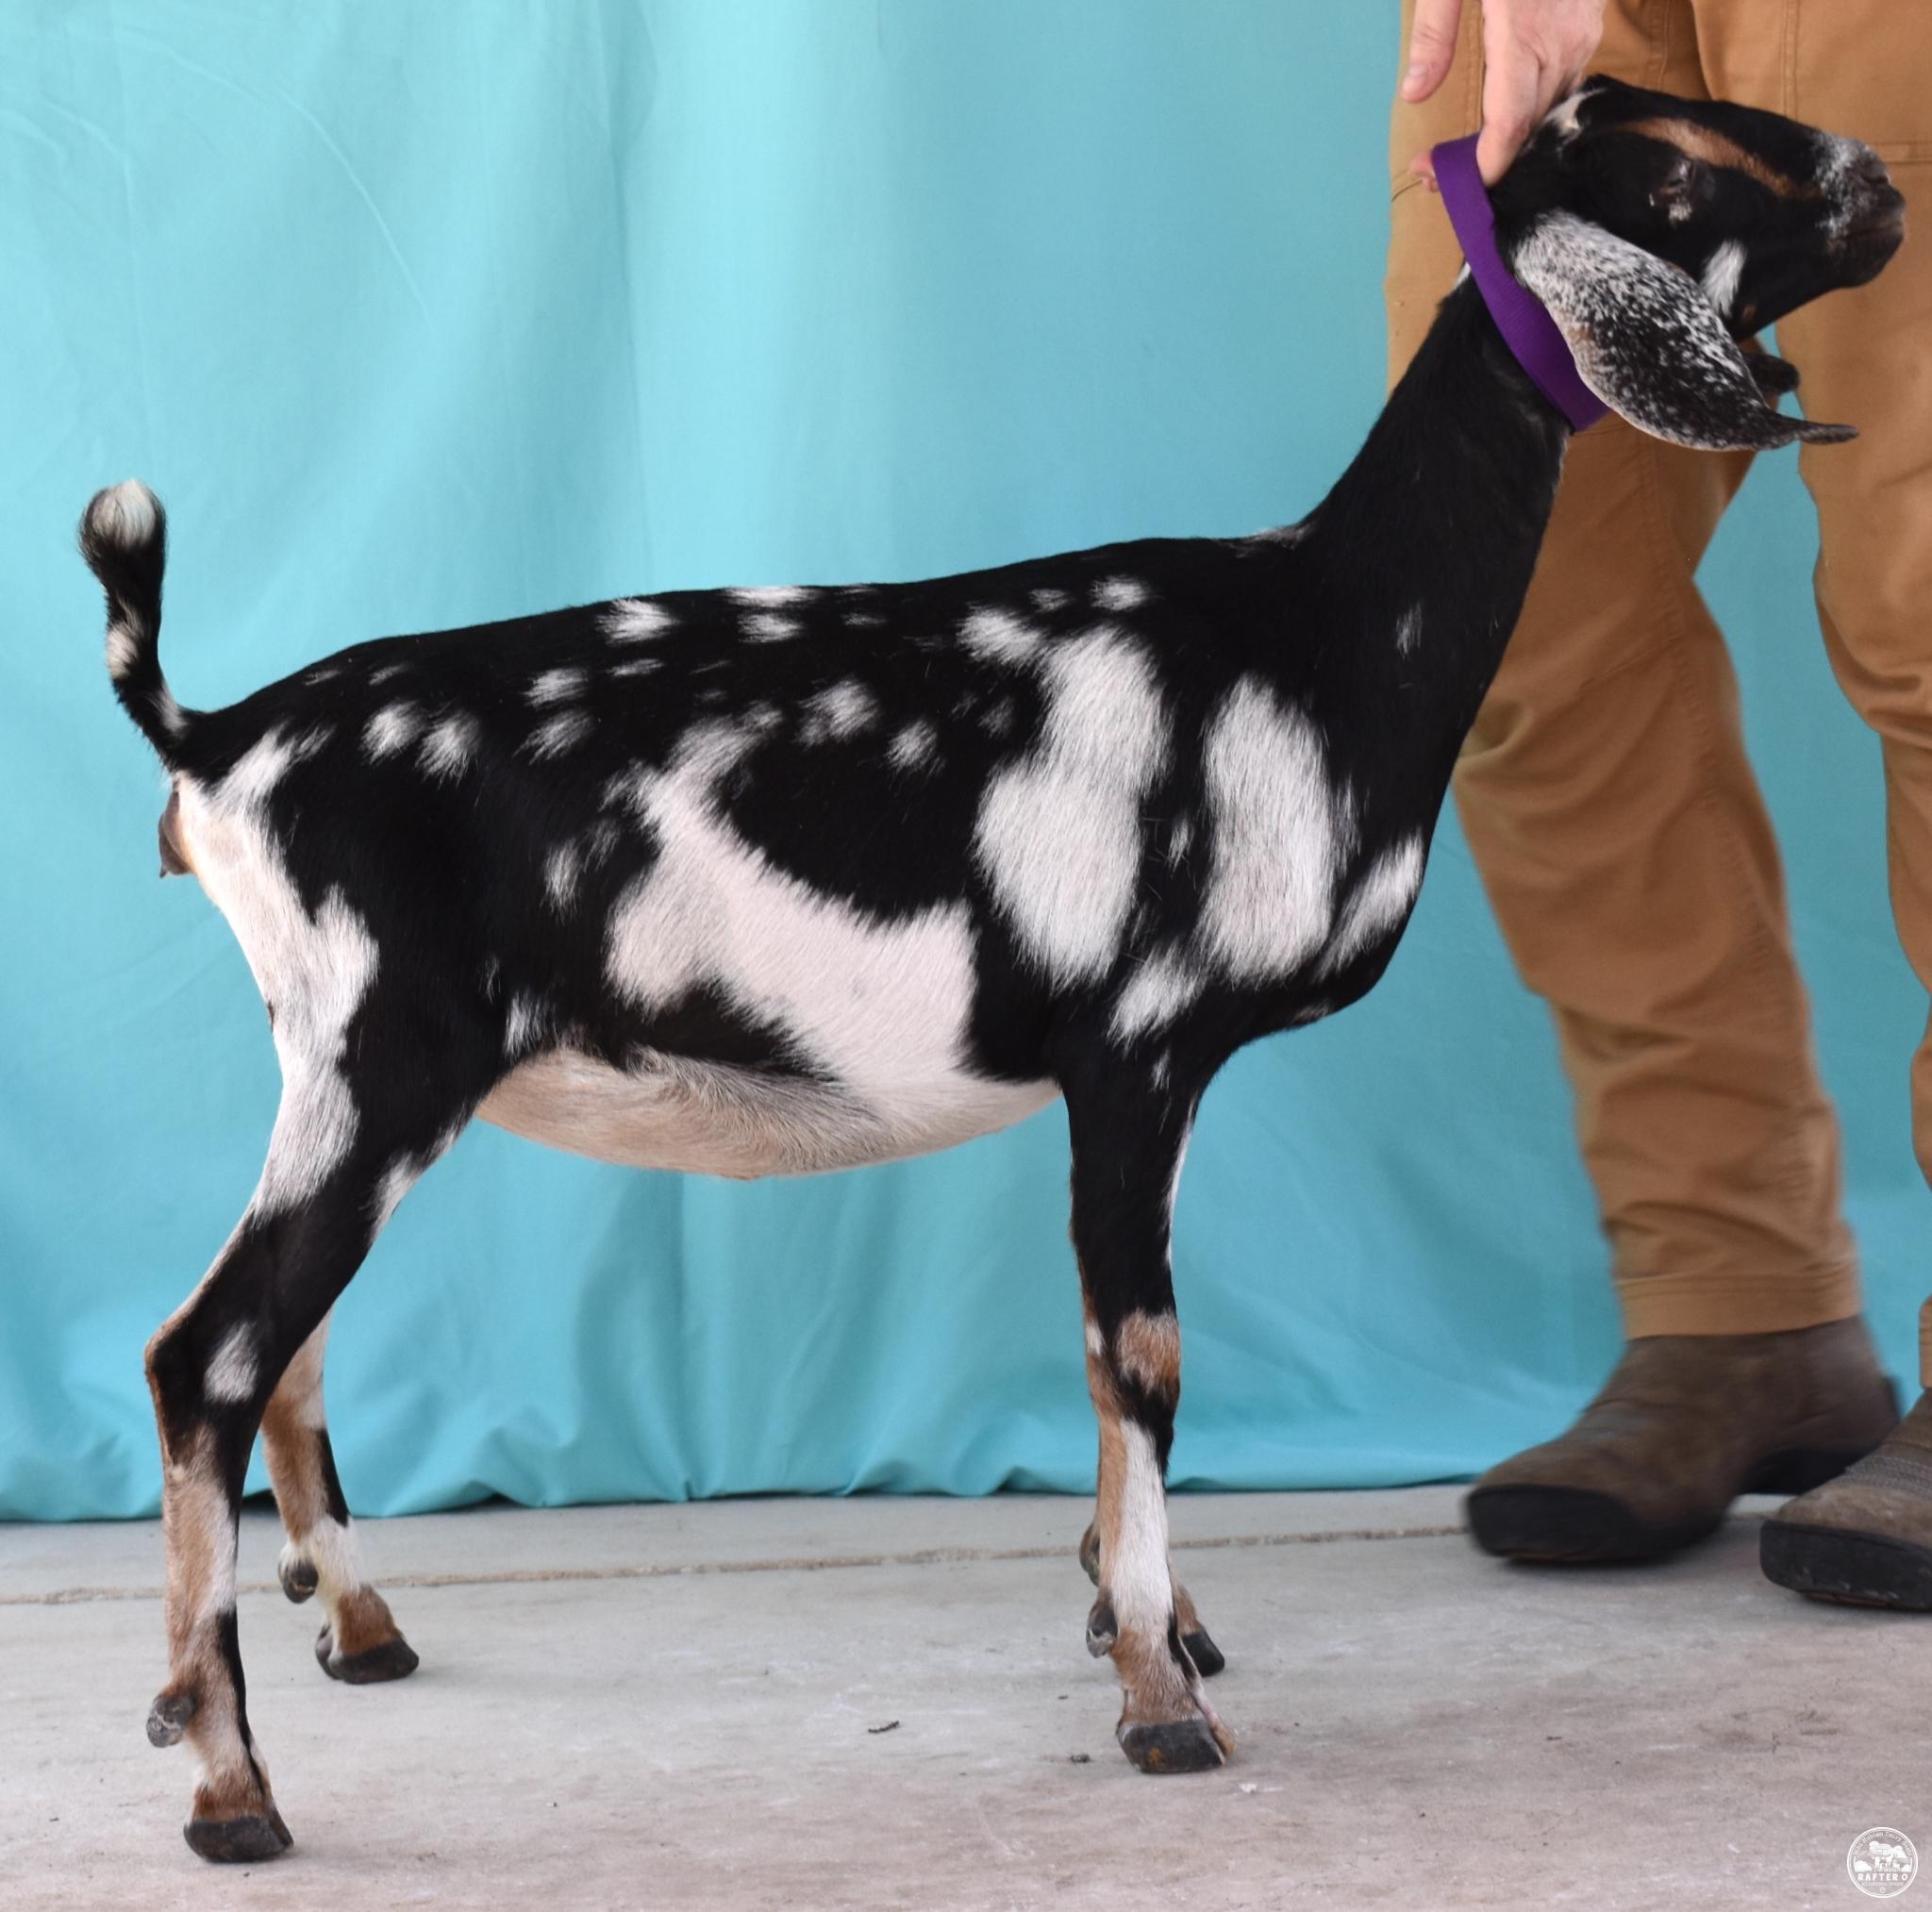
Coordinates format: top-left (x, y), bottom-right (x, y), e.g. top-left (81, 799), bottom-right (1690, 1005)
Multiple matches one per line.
top-left (1508, 213), bottom-right (1855, 449)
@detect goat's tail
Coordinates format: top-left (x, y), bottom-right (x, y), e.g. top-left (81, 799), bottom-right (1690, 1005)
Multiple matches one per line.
top-left (79, 481), bottom-right (197, 765)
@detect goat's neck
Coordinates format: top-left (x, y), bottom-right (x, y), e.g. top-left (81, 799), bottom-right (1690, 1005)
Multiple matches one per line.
top-left (1304, 275), bottom-right (1573, 785)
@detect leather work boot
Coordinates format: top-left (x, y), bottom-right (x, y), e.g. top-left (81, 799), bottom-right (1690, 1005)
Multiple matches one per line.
top-left (1466, 1319), bottom-right (1897, 1564)
top-left (1761, 1384), bottom-right (1932, 1610)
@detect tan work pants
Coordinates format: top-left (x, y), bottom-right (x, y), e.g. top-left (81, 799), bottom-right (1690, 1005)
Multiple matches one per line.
top-left (1386, 0), bottom-right (1932, 1340)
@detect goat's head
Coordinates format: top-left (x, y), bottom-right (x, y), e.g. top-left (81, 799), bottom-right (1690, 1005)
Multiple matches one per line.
top-left (1491, 76), bottom-right (1906, 449)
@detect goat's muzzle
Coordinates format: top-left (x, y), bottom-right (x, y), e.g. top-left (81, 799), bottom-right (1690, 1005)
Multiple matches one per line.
top-left (1840, 154), bottom-right (1907, 286)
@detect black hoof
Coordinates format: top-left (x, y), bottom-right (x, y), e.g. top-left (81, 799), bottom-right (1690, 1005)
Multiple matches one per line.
top-left (1119, 1718), bottom-right (1227, 1775)
top-left (316, 1625), bottom-right (421, 1685)
top-left (1078, 1521), bottom-right (1101, 1587)
top-left (1182, 1627), bottom-right (1225, 1679)
top-left (279, 1555), bottom-right (319, 1604)
top-left (183, 1806), bottom-right (293, 1864)
top-left (146, 1691), bottom-right (196, 1748)
top-left (1084, 1595), bottom-right (1117, 1658)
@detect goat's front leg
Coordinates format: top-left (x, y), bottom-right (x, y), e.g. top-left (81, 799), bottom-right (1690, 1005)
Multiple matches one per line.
top-left (262, 1314), bottom-right (420, 1684)
top-left (1077, 1494), bottom-right (1225, 1677)
top-left (1064, 1066), bottom-right (1232, 1774)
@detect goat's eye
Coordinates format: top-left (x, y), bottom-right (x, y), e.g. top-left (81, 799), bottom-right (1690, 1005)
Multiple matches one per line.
top-left (1655, 156), bottom-right (1701, 212)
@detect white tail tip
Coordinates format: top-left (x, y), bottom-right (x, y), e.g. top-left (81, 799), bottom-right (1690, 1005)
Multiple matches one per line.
top-left (91, 479), bottom-right (160, 547)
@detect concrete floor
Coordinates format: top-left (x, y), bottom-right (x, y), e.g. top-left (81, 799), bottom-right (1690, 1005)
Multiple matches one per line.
top-left (1, 1490), bottom-right (1922, 1909)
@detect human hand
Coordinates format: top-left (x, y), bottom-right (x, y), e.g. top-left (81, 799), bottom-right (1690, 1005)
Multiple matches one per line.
top-left (1402, 0), bottom-right (1607, 186)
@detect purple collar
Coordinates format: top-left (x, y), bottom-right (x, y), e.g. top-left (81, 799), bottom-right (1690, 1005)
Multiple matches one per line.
top-left (1430, 134), bottom-right (1607, 432)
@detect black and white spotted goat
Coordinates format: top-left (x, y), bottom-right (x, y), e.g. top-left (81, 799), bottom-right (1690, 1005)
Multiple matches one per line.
top-left (91, 78), bottom-right (1902, 1861)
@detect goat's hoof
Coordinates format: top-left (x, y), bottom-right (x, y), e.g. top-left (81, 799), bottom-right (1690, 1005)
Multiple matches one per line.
top-left (146, 1690), bottom-right (196, 1747)
top-left (1118, 1717), bottom-right (1228, 1775)
top-left (315, 1623), bottom-right (420, 1684)
top-left (1084, 1595), bottom-right (1117, 1657)
top-left (1077, 1521), bottom-right (1101, 1587)
top-left (278, 1554), bottom-right (319, 1604)
top-left (1182, 1626), bottom-right (1225, 1679)
top-left (183, 1805), bottom-right (293, 1864)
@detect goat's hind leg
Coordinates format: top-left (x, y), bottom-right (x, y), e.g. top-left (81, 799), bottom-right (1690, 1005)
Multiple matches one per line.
top-left (263, 1315), bottom-right (420, 1684)
top-left (1065, 1063), bottom-right (1231, 1774)
top-left (145, 1057), bottom-right (473, 1861)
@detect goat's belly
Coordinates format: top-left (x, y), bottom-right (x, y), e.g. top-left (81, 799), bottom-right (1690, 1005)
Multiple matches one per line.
top-left (476, 1048), bottom-right (1058, 1179)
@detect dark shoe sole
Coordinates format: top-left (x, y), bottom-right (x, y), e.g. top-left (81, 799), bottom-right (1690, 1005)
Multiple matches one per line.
top-left (1466, 1487), bottom-right (1719, 1564)
top-left (1760, 1520), bottom-right (1932, 1610)
top-left (1468, 1440), bottom-right (1887, 1567)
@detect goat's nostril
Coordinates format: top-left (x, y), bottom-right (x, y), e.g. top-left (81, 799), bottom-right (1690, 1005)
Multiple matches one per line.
top-left (1857, 152), bottom-right (1894, 190)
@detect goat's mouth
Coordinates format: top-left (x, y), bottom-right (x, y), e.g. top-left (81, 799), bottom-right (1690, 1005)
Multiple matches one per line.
top-left (1840, 223), bottom-right (1906, 287)
top-left (1837, 191), bottom-right (1907, 282)
top-left (1846, 186), bottom-right (1907, 244)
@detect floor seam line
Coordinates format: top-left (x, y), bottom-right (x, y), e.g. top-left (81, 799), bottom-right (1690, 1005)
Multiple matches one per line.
top-left (0, 1523), bottom-right (1481, 1605)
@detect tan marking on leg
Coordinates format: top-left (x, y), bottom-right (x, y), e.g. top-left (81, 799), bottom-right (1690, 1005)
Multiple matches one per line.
top-left (1172, 1575), bottom-right (1205, 1640)
top-left (1083, 1300), bottom-right (1127, 1569)
top-left (1114, 1309), bottom-right (1181, 1399)
top-left (260, 1322), bottom-right (329, 1540)
top-left (330, 1585), bottom-right (408, 1658)
top-left (261, 1315), bottom-right (411, 1668)
top-left (147, 1424), bottom-right (277, 1812)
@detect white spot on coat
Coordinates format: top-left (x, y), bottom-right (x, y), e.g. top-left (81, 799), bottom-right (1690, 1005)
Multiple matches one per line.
top-left (888, 719), bottom-right (938, 771)
top-left (525, 710), bottom-right (593, 760)
top-left (528, 667), bottom-right (586, 707)
top-left (1701, 240), bottom-right (1746, 315)
top-left (372, 1156), bottom-right (420, 1231)
top-left (505, 993), bottom-right (546, 1055)
top-left (1395, 605), bottom-right (1423, 656)
top-left (204, 1324), bottom-right (258, 1405)
top-left (1110, 948), bottom-right (1205, 1040)
top-left (1320, 837), bottom-right (1426, 975)
top-left (974, 629), bottom-right (1168, 986)
top-left (1030, 588), bottom-right (1069, 613)
top-left (364, 703), bottom-right (422, 759)
top-left (744, 612), bottom-right (801, 643)
top-left (730, 586), bottom-right (811, 607)
top-left (799, 679), bottom-right (878, 744)
top-left (544, 840), bottom-right (582, 907)
top-left (1198, 676), bottom-right (1339, 981)
top-left (221, 729), bottom-right (300, 807)
top-left (419, 714), bottom-right (480, 781)
top-left (1093, 575), bottom-right (1148, 612)
top-left (586, 746), bottom-right (1056, 1173)
top-left (176, 751), bottom-right (382, 1219)
top-left (1544, 90), bottom-right (1587, 143)
top-left (960, 607), bottom-right (1042, 665)
top-left (607, 599), bottom-right (676, 643)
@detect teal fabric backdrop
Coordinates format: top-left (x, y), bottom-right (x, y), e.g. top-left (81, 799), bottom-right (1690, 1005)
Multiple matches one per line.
top-left (2, 2), bottom-right (1923, 1521)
